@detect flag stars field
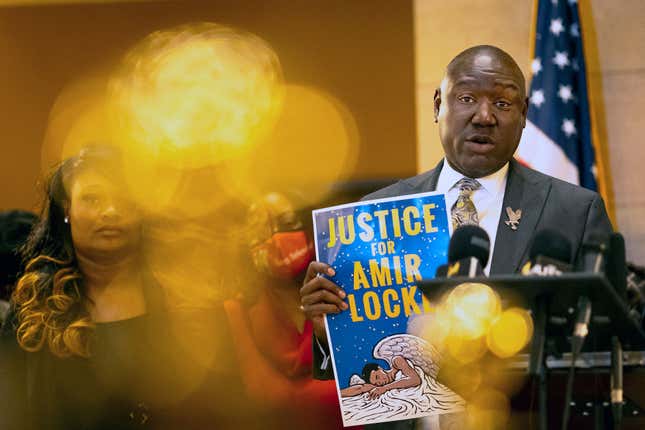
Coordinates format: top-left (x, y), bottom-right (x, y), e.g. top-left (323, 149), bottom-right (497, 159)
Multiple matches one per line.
top-left (557, 85), bottom-right (574, 103)
top-left (570, 23), bottom-right (580, 37)
top-left (553, 51), bottom-right (570, 69)
top-left (550, 18), bottom-right (565, 36)
top-left (530, 89), bottom-right (546, 108)
top-left (562, 119), bottom-right (577, 137)
top-left (516, 0), bottom-right (602, 191)
top-left (531, 57), bottom-right (543, 76)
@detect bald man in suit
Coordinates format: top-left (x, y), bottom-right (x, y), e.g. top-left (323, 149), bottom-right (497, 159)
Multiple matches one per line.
top-left (300, 45), bottom-right (612, 429)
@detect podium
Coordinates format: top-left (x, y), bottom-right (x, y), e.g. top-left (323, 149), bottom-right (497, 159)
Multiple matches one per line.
top-left (419, 273), bottom-right (645, 429)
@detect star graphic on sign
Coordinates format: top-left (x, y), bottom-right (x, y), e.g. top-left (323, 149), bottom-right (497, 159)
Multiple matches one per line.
top-left (570, 23), bottom-right (580, 37)
top-left (550, 18), bottom-right (565, 36)
top-left (562, 119), bottom-right (577, 137)
top-left (530, 89), bottom-right (546, 107)
top-left (553, 51), bottom-right (570, 69)
top-left (558, 85), bottom-right (574, 103)
top-left (531, 57), bottom-right (542, 76)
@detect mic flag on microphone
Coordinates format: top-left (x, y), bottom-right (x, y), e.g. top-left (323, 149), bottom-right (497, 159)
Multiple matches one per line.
top-left (435, 225), bottom-right (490, 278)
top-left (521, 229), bottom-right (573, 275)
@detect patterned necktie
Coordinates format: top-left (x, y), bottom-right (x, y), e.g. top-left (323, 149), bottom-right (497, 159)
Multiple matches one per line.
top-left (451, 178), bottom-right (481, 230)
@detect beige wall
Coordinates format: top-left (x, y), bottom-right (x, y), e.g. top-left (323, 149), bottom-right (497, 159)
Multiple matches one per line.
top-left (414, 0), bottom-right (645, 263)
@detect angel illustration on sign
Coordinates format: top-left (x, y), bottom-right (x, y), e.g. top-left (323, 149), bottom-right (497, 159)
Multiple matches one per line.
top-left (340, 355), bottom-right (421, 399)
top-left (338, 334), bottom-right (465, 425)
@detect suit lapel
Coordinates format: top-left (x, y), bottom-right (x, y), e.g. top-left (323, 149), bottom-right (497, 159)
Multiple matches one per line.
top-left (490, 160), bottom-right (551, 274)
top-left (423, 159), bottom-right (443, 192)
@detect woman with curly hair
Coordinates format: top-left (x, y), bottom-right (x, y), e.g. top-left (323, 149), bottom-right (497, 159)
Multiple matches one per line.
top-left (0, 146), bottom-right (177, 429)
top-left (0, 145), bottom-right (283, 430)
top-left (12, 147), bottom-right (147, 353)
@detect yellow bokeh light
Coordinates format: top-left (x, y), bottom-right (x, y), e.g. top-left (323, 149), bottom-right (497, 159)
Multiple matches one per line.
top-left (42, 23), bottom-right (286, 219)
top-left (109, 22), bottom-right (284, 171)
top-left (422, 287), bottom-right (531, 411)
top-left (229, 84), bottom-right (360, 207)
top-left (102, 23), bottom-right (285, 216)
top-left (487, 307), bottom-right (534, 358)
top-left (445, 334), bottom-right (488, 365)
top-left (443, 282), bottom-right (502, 340)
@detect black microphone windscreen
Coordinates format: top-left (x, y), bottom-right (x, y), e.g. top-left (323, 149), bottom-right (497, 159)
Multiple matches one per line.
top-left (448, 225), bottom-right (490, 268)
top-left (606, 232), bottom-right (627, 300)
top-left (529, 229), bottom-right (572, 264)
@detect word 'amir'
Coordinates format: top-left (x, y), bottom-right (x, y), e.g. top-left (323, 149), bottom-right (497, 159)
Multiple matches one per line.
top-left (346, 254), bottom-right (431, 322)
top-left (326, 203), bottom-right (439, 248)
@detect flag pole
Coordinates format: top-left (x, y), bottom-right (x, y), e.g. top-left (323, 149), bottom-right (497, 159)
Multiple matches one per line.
top-left (577, 0), bottom-right (616, 226)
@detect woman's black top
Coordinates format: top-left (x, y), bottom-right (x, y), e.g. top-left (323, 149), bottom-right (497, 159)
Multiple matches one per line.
top-left (0, 308), bottom-right (250, 430)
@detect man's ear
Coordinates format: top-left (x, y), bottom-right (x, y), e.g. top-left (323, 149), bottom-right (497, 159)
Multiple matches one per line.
top-left (521, 96), bottom-right (529, 128)
top-left (433, 88), bottom-right (441, 123)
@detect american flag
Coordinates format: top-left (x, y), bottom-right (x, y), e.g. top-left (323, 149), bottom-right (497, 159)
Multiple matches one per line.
top-left (516, 0), bottom-right (601, 191)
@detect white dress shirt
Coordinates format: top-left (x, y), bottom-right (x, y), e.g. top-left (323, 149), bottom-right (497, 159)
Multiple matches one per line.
top-left (435, 159), bottom-right (509, 274)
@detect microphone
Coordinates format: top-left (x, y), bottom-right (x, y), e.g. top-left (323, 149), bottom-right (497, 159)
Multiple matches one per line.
top-left (605, 233), bottom-right (628, 301)
top-left (578, 232), bottom-right (630, 306)
top-left (576, 234), bottom-right (608, 273)
top-left (611, 336), bottom-right (623, 428)
top-left (435, 225), bottom-right (490, 278)
top-left (521, 229), bottom-right (573, 275)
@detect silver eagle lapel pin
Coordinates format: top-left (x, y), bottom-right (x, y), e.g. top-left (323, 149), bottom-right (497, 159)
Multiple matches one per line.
top-left (504, 207), bottom-right (521, 231)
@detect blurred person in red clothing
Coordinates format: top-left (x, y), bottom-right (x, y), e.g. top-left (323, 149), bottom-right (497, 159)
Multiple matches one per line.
top-left (223, 191), bottom-right (361, 429)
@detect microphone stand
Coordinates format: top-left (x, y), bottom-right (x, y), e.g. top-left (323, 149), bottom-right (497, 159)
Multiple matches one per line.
top-left (611, 336), bottom-right (624, 429)
top-left (529, 294), bottom-right (549, 430)
top-left (561, 296), bottom-right (592, 430)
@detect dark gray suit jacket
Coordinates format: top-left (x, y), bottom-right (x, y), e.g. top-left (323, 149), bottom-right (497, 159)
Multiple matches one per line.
top-left (362, 159), bottom-right (612, 274)
top-left (313, 159), bottom-right (613, 429)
